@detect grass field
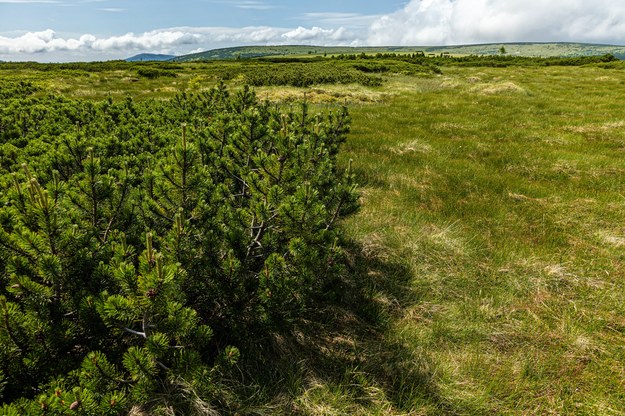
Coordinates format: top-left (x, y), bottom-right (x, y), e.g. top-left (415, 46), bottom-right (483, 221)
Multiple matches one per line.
top-left (338, 66), bottom-right (625, 415)
top-left (3, 61), bottom-right (625, 414)
top-left (266, 65), bottom-right (625, 414)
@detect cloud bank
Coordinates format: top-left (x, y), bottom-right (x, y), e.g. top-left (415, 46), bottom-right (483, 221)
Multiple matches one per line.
top-left (0, 26), bottom-right (357, 61)
top-left (0, 29), bottom-right (201, 54)
top-left (368, 0), bottom-right (625, 45)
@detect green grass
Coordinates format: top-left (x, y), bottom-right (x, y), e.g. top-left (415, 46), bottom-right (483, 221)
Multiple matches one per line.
top-left (215, 65), bottom-right (625, 414)
top-left (337, 66), bottom-right (625, 414)
top-left (0, 60), bottom-right (394, 100)
top-left (3, 61), bottom-right (625, 414)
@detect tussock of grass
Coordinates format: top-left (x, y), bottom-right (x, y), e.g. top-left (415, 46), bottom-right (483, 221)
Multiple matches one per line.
top-left (566, 120), bottom-right (625, 133)
top-left (595, 230), bottom-right (625, 248)
top-left (474, 81), bottom-right (526, 95)
top-left (255, 85), bottom-right (387, 104)
top-left (390, 139), bottom-right (435, 155)
top-left (594, 75), bottom-right (618, 82)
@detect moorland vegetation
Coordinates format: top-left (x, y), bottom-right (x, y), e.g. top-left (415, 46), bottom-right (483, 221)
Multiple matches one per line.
top-left (1, 53), bottom-right (625, 414)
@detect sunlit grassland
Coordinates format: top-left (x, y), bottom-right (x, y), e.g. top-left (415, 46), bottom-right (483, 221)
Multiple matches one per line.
top-left (3, 61), bottom-right (625, 414)
top-left (338, 66), bottom-right (625, 414)
top-left (1, 62), bottom-right (389, 103)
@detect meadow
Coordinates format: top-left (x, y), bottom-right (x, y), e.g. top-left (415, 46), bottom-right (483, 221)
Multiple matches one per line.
top-left (2, 57), bottom-right (625, 414)
top-left (342, 65), bottom-right (625, 415)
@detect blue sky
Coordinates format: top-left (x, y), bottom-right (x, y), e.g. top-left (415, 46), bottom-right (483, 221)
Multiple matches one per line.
top-left (1, 1), bottom-right (406, 36)
top-left (2, 0), bottom-right (625, 62)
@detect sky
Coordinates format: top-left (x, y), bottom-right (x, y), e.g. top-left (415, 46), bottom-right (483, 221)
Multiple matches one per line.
top-left (1, 0), bottom-right (625, 62)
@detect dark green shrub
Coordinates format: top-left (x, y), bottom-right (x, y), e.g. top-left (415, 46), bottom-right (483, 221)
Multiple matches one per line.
top-left (137, 68), bottom-right (177, 79)
top-left (0, 84), bottom-right (357, 414)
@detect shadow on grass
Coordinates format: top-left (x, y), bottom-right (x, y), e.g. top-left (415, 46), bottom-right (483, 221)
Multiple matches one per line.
top-left (224, 239), bottom-right (453, 415)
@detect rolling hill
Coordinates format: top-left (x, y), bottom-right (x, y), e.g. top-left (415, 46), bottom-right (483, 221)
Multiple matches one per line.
top-left (171, 42), bottom-right (625, 62)
top-left (126, 53), bottom-right (176, 62)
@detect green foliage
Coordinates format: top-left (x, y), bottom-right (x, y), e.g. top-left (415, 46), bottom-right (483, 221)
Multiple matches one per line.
top-left (242, 62), bottom-right (384, 87)
top-left (0, 83), bottom-right (357, 413)
top-left (2, 56), bottom-right (624, 414)
top-left (137, 68), bottom-right (177, 79)
top-left (173, 60), bottom-right (392, 87)
top-left (332, 51), bottom-right (620, 69)
top-left (0, 80), bottom-right (40, 100)
top-left (438, 52), bottom-right (620, 67)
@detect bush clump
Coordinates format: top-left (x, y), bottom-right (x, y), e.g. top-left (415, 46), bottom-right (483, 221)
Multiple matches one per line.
top-left (242, 62), bottom-right (383, 87)
top-left (137, 67), bottom-right (177, 79)
top-left (0, 83), bottom-right (358, 414)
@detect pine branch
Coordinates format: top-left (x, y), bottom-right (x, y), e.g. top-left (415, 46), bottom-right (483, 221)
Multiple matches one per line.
top-left (124, 327), bottom-right (146, 338)
top-left (99, 177), bottom-right (130, 246)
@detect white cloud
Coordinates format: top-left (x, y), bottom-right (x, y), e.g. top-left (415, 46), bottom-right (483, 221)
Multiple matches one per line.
top-left (0, 26), bottom-right (358, 61)
top-left (234, 1), bottom-right (275, 10)
top-left (0, 29), bottom-right (201, 54)
top-left (368, 0), bottom-right (625, 45)
top-left (97, 8), bottom-right (125, 12)
top-left (203, 1), bottom-right (276, 10)
top-left (281, 26), bottom-right (353, 42)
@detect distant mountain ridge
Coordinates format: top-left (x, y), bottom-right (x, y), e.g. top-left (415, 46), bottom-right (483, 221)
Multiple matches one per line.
top-left (170, 43), bottom-right (625, 62)
top-left (430, 42), bottom-right (625, 60)
top-left (126, 53), bottom-right (176, 62)
top-left (171, 46), bottom-right (425, 62)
